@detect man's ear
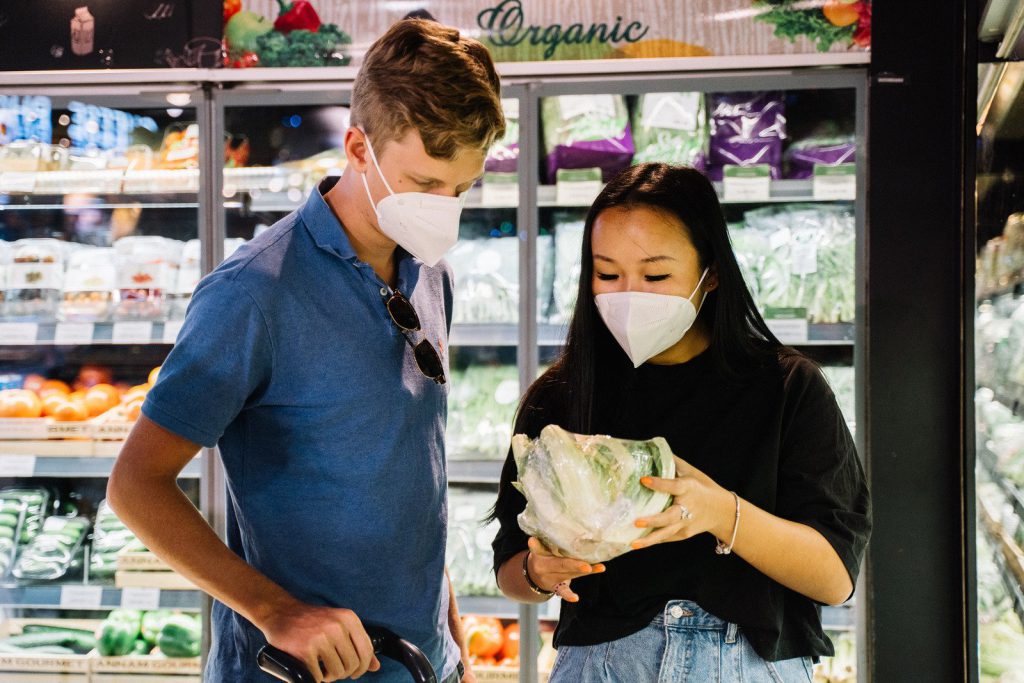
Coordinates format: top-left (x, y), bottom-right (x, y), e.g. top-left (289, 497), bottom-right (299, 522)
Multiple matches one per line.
top-left (344, 127), bottom-right (370, 173)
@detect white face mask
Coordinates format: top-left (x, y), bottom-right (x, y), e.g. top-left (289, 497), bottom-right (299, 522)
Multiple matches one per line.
top-left (358, 129), bottom-right (465, 267)
top-left (595, 268), bottom-right (710, 368)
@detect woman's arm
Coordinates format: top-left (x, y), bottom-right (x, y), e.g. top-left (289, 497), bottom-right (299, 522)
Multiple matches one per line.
top-left (633, 456), bottom-right (853, 606)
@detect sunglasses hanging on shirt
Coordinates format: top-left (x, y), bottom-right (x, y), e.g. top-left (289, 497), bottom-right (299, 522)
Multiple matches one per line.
top-left (384, 289), bottom-right (447, 385)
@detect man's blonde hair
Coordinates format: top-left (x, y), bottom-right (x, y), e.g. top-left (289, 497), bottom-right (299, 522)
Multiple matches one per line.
top-left (352, 19), bottom-right (505, 159)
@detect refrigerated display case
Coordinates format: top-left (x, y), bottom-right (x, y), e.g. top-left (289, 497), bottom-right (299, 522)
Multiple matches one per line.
top-left (0, 60), bottom-right (869, 681)
top-left (0, 86), bottom-right (210, 680)
top-left (974, 52), bottom-right (1024, 680)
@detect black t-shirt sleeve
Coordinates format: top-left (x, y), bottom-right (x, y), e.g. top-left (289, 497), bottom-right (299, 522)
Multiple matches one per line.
top-left (491, 449), bottom-right (529, 575)
top-left (775, 355), bottom-right (872, 597)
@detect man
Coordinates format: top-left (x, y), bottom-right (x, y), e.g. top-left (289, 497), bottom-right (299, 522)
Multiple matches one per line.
top-left (108, 19), bottom-right (505, 682)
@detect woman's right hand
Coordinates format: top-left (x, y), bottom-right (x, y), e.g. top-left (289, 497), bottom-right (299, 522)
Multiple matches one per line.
top-left (526, 537), bottom-right (606, 602)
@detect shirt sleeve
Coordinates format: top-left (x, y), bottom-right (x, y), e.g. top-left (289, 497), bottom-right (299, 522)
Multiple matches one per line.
top-left (142, 276), bottom-right (274, 448)
top-left (491, 449), bottom-right (530, 575)
top-left (775, 355), bottom-right (872, 595)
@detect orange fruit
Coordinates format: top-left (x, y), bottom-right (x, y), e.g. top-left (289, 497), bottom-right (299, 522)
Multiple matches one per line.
top-left (51, 400), bottom-right (88, 422)
top-left (148, 366), bottom-right (161, 385)
top-left (84, 389), bottom-right (117, 418)
top-left (124, 397), bottom-right (144, 421)
top-left (90, 384), bottom-right (120, 403)
top-left (41, 379), bottom-right (71, 395)
top-left (123, 384), bottom-right (151, 402)
top-left (5, 391), bottom-right (43, 418)
top-left (822, 0), bottom-right (861, 27)
top-left (22, 374), bottom-right (46, 394)
top-left (42, 394), bottom-right (67, 417)
top-left (68, 390), bottom-right (87, 405)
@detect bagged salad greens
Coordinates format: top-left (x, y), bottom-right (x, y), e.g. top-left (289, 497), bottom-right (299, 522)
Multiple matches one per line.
top-left (513, 425), bottom-right (676, 563)
top-left (542, 95), bottom-right (634, 183)
top-left (631, 92), bottom-right (708, 168)
top-left (707, 91), bottom-right (787, 181)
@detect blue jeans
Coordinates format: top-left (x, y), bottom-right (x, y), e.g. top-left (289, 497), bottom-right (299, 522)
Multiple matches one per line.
top-left (548, 601), bottom-right (813, 683)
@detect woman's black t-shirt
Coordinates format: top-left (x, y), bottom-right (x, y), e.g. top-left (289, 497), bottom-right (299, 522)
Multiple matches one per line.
top-left (490, 349), bottom-right (871, 662)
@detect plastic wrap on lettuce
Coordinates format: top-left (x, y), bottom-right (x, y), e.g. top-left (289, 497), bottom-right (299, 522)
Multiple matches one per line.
top-left (784, 122), bottom-right (856, 180)
top-left (542, 95), bottom-right (634, 184)
top-left (632, 92), bottom-right (708, 169)
top-left (512, 425), bottom-right (676, 563)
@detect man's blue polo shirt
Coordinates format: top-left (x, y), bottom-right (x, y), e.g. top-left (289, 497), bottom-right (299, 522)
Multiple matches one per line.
top-left (143, 177), bottom-right (459, 682)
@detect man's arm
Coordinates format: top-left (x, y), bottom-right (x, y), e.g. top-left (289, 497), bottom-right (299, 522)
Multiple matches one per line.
top-left (445, 568), bottom-right (475, 682)
top-left (108, 415), bottom-right (380, 680)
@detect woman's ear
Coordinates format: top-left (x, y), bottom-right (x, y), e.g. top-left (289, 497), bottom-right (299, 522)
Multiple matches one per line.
top-left (705, 266), bottom-right (719, 292)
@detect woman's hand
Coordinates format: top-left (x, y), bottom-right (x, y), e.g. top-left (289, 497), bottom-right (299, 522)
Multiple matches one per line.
top-left (631, 456), bottom-right (735, 550)
top-left (526, 537), bottom-right (606, 602)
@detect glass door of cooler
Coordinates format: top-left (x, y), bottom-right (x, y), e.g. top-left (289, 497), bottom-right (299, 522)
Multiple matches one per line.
top-left (0, 87), bottom-right (207, 678)
top-left (974, 58), bottom-right (1024, 680)
top-left (526, 70), bottom-right (865, 683)
top-left (219, 83), bottom-right (529, 676)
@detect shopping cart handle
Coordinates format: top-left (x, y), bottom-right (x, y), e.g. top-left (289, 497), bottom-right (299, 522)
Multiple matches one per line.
top-left (257, 625), bottom-right (437, 683)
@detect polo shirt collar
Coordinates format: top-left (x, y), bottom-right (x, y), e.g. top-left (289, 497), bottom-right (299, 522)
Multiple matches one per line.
top-left (301, 176), bottom-right (358, 261)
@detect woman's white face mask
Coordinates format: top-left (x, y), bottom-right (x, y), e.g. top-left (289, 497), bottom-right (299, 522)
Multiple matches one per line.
top-left (358, 129), bottom-right (465, 267)
top-left (595, 268), bottom-right (710, 368)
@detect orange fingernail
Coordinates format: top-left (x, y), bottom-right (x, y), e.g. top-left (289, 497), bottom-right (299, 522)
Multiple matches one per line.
top-left (631, 541), bottom-right (643, 549)
top-left (640, 477), bottom-right (652, 486)
top-left (578, 563), bottom-right (591, 572)
top-left (635, 520), bottom-right (646, 528)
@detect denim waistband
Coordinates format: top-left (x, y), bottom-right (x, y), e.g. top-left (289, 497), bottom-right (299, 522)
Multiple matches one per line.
top-left (651, 600), bottom-right (740, 643)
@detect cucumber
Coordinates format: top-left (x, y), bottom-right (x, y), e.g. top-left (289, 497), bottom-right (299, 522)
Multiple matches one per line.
top-left (1, 630), bottom-right (97, 654)
top-left (0, 513), bottom-right (19, 527)
top-left (0, 527), bottom-right (14, 540)
top-left (0, 642), bottom-right (76, 654)
top-left (22, 624), bottom-right (97, 638)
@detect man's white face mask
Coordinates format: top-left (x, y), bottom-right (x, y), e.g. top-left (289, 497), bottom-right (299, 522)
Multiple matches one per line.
top-left (358, 129), bottom-right (465, 267)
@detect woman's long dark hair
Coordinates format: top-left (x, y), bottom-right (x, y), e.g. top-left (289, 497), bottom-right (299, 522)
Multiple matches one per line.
top-left (520, 163), bottom-right (783, 436)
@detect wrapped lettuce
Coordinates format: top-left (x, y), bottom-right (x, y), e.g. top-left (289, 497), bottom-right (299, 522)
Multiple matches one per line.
top-left (542, 95), bottom-right (635, 183)
top-left (512, 425), bottom-right (676, 563)
top-left (632, 92), bottom-right (708, 169)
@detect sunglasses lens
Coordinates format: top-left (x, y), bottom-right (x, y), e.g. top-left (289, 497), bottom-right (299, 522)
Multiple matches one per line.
top-left (414, 340), bottom-right (446, 384)
top-left (387, 294), bottom-right (420, 331)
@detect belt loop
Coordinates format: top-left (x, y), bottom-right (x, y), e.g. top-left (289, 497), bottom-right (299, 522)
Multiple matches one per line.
top-left (725, 622), bottom-right (739, 644)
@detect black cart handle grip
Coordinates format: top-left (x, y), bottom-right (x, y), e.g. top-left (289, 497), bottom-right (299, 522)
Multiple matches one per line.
top-left (257, 625), bottom-right (437, 683)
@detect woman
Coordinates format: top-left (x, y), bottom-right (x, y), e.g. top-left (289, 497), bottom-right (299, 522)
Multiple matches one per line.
top-left (490, 163), bottom-right (871, 682)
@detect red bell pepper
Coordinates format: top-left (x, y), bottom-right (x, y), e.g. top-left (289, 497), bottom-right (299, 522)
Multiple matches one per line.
top-left (274, 0), bottom-right (321, 34)
top-left (223, 0), bottom-right (241, 24)
top-left (853, 3), bottom-right (871, 48)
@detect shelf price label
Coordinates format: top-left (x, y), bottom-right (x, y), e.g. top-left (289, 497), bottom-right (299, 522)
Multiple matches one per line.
top-left (60, 585), bottom-right (104, 610)
top-left (121, 587), bottom-right (162, 610)
top-left (555, 168), bottom-right (602, 206)
top-left (54, 322), bottom-right (96, 345)
top-left (723, 165), bottom-right (771, 202)
top-left (0, 172), bottom-right (37, 193)
top-left (0, 455), bottom-right (36, 477)
top-left (0, 323), bottom-right (39, 345)
top-left (765, 307), bottom-right (809, 344)
top-left (112, 321), bottom-right (154, 344)
top-left (812, 163), bottom-right (857, 201)
top-left (480, 172), bottom-right (519, 208)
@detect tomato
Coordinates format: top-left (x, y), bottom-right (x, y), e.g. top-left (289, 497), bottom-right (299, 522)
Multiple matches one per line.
top-left (501, 622), bottom-right (520, 660)
top-left (223, 0), bottom-right (242, 24)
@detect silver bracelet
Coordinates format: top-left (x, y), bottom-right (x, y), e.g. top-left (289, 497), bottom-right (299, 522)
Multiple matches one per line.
top-left (715, 491), bottom-right (741, 555)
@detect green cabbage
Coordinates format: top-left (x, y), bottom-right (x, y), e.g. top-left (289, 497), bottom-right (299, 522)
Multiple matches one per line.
top-left (512, 425), bottom-right (676, 563)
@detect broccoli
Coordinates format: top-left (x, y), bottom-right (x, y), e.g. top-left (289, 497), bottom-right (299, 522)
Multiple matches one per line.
top-left (255, 23), bottom-right (352, 67)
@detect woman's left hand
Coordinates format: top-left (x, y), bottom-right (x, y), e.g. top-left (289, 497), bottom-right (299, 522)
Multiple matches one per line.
top-left (631, 456), bottom-right (734, 550)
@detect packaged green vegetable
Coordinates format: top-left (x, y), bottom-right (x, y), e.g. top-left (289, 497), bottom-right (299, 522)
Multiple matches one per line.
top-left (512, 425), bottom-right (676, 563)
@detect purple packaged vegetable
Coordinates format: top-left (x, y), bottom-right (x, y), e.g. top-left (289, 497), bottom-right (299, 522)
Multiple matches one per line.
top-left (785, 139), bottom-right (856, 180)
top-left (707, 92), bottom-right (787, 181)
